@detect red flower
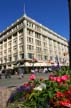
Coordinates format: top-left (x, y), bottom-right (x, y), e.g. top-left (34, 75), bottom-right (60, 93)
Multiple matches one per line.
top-left (69, 86), bottom-right (71, 91)
top-left (29, 74), bottom-right (36, 80)
top-left (64, 91), bottom-right (69, 96)
top-left (56, 91), bottom-right (64, 97)
top-left (67, 90), bottom-right (71, 94)
top-left (59, 99), bottom-right (70, 107)
top-left (23, 82), bottom-right (30, 87)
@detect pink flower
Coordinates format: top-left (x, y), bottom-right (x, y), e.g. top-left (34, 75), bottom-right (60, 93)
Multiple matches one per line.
top-left (53, 77), bottom-right (57, 81)
top-left (49, 74), bottom-right (54, 80)
top-left (49, 74), bottom-right (58, 82)
top-left (56, 76), bottom-right (62, 83)
top-left (29, 74), bottom-right (36, 80)
top-left (61, 75), bottom-right (69, 81)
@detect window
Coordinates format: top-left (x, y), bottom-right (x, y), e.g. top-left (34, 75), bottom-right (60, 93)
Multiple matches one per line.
top-left (19, 22), bottom-right (23, 28)
top-left (13, 32), bottom-right (17, 37)
top-left (50, 56), bottom-right (53, 60)
top-left (43, 49), bottom-right (47, 54)
top-left (19, 29), bottom-right (23, 35)
top-left (19, 45), bottom-right (23, 52)
top-left (4, 43), bottom-right (7, 48)
top-left (13, 55), bottom-right (18, 61)
top-left (8, 36), bottom-right (12, 40)
top-left (27, 45), bottom-right (34, 51)
top-left (43, 42), bottom-right (47, 47)
top-left (13, 39), bottom-right (17, 45)
top-left (13, 46), bottom-right (17, 53)
top-left (4, 50), bottom-right (7, 54)
top-left (13, 26), bottom-right (17, 32)
top-left (35, 33), bottom-right (41, 39)
top-left (48, 38), bottom-right (52, 45)
top-left (27, 29), bottom-right (33, 36)
top-left (4, 39), bottom-right (7, 42)
top-left (36, 54), bottom-right (42, 60)
top-left (19, 36), bottom-right (23, 44)
top-left (0, 59), bottom-right (2, 63)
top-left (35, 25), bottom-right (41, 32)
top-left (4, 57), bottom-right (7, 62)
top-left (36, 47), bottom-right (41, 53)
top-left (8, 48), bottom-right (11, 53)
top-left (49, 49), bottom-right (52, 54)
top-left (35, 40), bottom-right (41, 46)
top-left (55, 56), bottom-right (58, 62)
top-left (27, 21), bottom-right (34, 28)
top-left (42, 36), bottom-right (47, 41)
top-left (28, 53), bottom-right (33, 58)
top-left (8, 56), bottom-right (12, 62)
top-left (44, 55), bottom-right (48, 60)
top-left (20, 53), bottom-right (24, 59)
top-left (27, 37), bottom-right (33, 43)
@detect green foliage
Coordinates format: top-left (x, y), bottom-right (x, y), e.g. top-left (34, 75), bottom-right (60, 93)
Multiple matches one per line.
top-left (8, 68), bottom-right (71, 108)
top-left (53, 67), bottom-right (71, 76)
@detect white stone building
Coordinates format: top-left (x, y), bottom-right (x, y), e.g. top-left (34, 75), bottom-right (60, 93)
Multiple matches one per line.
top-left (0, 15), bottom-right (69, 70)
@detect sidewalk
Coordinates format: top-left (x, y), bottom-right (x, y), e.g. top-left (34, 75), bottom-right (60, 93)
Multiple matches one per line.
top-left (0, 73), bottom-right (49, 87)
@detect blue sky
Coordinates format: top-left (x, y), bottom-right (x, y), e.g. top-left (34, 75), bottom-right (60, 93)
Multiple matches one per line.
top-left (0, 0), bottom-right (69, 40)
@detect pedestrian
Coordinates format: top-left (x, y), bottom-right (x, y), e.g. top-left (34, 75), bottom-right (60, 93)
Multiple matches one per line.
top-left (5, 69), bottom-right (7, 78)
top-left (43, 68), bottom-right (48, 73)
top-left (35, 68), bottom-right (38, 73)
top-left (31, 69), bottom-right (35, 74)
top-left (15, 71), bottom-right (19, 78)
top-left (5, 69), bottom-right (11, 78)
top-left (18, 68), bottom-right (24, 79)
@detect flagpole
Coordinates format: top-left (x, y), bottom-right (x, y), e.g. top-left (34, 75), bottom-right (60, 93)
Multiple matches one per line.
top-left (24, 3), bottom-right (26, 16)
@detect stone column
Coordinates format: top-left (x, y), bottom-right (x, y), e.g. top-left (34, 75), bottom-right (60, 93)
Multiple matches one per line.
top-left (17, 31), bottom-right (20, 60)
top-left (23, 19), bottom-right (27, 59)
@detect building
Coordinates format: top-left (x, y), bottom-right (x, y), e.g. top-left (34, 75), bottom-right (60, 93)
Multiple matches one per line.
top-left (0, 15), bottom-right (69, 70)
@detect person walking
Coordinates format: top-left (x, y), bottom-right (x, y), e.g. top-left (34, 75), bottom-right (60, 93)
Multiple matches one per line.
top-left (18, 68), bottom-right (24, 79)
top-left (5, 69), bottom-right (11, 78)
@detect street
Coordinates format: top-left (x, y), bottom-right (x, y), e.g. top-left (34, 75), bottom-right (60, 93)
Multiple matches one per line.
top-left (0, 73), bottom-right (50, 87)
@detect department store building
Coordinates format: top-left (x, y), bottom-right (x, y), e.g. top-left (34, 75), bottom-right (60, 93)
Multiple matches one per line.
top-left (0, 15), bottom-right (69, 70)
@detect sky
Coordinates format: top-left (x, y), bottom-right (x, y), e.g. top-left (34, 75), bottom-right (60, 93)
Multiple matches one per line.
top-left (0, 0), bottom-right (69, 40)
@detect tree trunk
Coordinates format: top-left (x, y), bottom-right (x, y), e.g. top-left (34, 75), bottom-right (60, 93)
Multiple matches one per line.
top-left (68, 0), bottom-right (71, 68)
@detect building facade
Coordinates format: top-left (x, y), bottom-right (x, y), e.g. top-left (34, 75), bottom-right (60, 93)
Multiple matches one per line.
top-left (0, 15), bottom-right (69, 70)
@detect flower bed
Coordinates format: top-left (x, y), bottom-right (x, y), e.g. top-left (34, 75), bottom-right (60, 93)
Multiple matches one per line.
top-left (7, 68), bottom-right (71, 108)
